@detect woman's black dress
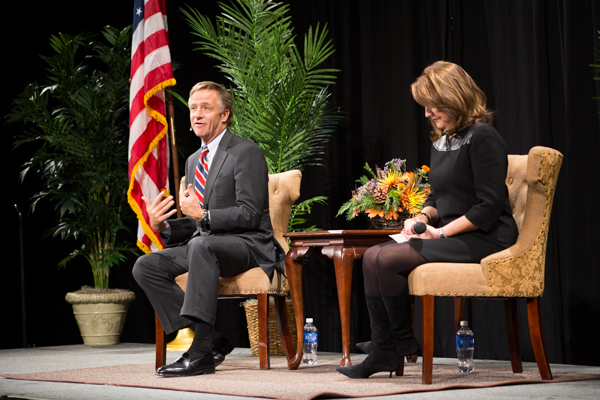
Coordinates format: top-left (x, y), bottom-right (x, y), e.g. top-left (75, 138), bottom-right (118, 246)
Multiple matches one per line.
top-left (408, 122), bottom-right (518, 262)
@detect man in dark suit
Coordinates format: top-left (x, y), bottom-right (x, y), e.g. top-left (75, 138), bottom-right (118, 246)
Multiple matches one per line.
top-left (133, 81), bottom-right (284, 377)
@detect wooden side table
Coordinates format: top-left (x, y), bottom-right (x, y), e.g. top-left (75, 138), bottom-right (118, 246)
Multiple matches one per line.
top-left (283, 229), bottom-right (400, 370)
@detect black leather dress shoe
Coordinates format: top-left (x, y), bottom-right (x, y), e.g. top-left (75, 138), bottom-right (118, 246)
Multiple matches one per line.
top-left (156, 352), bottom-right (215, 377)
top-left (212, 350), bottom-right (226, 367)
top-left (212, 333), bottom-right (234, 367)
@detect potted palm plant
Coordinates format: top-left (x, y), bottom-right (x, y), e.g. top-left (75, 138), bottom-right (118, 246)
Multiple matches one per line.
top-left (7, 26), bottom-right (137, 346)
top-left (182, 0), bottom-right (341, 174)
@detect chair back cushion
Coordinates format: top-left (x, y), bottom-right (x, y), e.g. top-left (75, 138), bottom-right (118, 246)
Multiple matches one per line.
top-left (505, 154), bottom-right (528, 231)
top-left (480, 146), bottom-right (563, 297)
top-left (268, 170), bottom-right (302, 253)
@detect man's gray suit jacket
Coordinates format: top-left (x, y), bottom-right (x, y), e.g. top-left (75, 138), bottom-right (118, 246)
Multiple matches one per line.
top-left (163, 129), bottom-right (285, 281)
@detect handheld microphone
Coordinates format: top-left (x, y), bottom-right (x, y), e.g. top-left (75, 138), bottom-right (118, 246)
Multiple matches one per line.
top-left (411, 221), bottom-right (427, 234)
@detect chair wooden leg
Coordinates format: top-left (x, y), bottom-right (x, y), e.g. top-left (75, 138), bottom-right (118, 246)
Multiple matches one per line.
top-left (257, 293), bottom-right (270, 370)
top-left (527, 297), bottom-right (552, 380)
top-left (421, 295), bottom-right (434, 384)
top-left (395, 355), bottom-right (405, 376)
top-left (274, 295), bottom-right (295, 367)
top-left (504, 298), bottom-right (523, 373)
top-left (454, 297), bottom-right (466, 332)
top-left (155, 312), bottom-right (166, 370)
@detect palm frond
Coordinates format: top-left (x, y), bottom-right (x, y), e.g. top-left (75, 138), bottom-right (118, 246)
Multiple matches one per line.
top-left (184, 0), bottom-right (341, 174)
top-left (288, 196), bottom-right (328, 233)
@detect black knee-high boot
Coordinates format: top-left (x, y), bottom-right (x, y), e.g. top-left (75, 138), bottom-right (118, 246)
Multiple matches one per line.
top-left (381, 291), bottom-right (420, 356)
top-left (336, 295), bottom-right (400, 379)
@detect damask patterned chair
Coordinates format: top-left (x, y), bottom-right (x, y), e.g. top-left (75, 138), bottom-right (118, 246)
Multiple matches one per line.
top-left (408, 146), bottom-right (563, 384)
top-left (155, 169), bottom-right (302, 370)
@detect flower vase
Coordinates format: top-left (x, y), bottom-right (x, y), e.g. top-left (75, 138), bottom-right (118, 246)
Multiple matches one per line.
top-left (370, 214), bottom-right (407, 230)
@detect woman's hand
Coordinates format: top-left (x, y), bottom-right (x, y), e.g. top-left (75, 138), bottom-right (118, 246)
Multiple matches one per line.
top-left (402, 220), bottom-right (440, 240)
top-left (403, 210), bottom-right (437, 239)
top-left (402, 217), bottom-right (420, 236)
top-left (419, 224), bottom-right (441, 239)
top-left (405, 215), bottom-right (480, 240)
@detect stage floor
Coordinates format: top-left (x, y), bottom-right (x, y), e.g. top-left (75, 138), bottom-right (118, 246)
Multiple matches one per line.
top-left (1, 343), bottom-right (598, 400)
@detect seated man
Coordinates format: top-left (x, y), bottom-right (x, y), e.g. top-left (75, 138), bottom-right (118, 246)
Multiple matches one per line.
top-left (133, 81), bottom-right (285, 377)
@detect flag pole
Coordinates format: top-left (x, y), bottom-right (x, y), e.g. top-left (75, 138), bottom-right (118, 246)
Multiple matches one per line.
top-left (166, 89), bottom-right (182, 218)
top-left (165, 90), bottom-right (197, 352)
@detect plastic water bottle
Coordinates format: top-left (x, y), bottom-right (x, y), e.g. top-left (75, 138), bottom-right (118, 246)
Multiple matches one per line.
top-left (456, 320), bottom-right (474, 373)
top-left (302, 318), bottom-right (318, 365)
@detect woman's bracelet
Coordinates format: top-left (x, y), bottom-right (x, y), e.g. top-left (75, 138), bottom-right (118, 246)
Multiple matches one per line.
top-left (418, 212), bottom-right (431, 224)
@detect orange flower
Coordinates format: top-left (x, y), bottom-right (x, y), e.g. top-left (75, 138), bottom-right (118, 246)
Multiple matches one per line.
top-left (402, 171), bottom-right (414, 187)
top-left (399, 185), bottom-right (428, 216)
top-left (421, 165), bottom-right (430, 173)
top-left (379, 170), bottom-right (403, 191)
top-left (385, 207), bottom-right (400, 220)
top-left (366, 208), bottom-right (385, 219)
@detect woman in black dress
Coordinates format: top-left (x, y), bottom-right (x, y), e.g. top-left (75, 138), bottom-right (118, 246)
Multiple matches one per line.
top-left (336, 61), bottom-right (518, 379)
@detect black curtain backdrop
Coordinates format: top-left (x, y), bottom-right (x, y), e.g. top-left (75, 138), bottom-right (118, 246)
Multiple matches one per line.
top-left (3, 0), bottom-right (599, 367)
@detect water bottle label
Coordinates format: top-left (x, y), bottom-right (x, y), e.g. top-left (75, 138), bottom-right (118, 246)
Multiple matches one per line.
top-left (304, 332), bottom-right (317, 343)
top-left (456, 335), bottom-right (474, 348)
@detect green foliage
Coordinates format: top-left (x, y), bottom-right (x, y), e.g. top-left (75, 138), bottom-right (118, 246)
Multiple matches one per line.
top-left (7, 26), bottom-right (137, 288)
top-left (182, 0), bottom-right (342, 174)
top-left (288, 196), bottom-right (328, 233)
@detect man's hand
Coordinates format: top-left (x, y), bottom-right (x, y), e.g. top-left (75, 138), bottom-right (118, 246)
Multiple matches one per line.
top-left (142, 192), bottom-right (177, 232)
top-left (179, 181), bottom-right (204, 221)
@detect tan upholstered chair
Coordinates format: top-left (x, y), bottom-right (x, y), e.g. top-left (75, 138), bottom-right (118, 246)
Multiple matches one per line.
top-left (155, 169), bottom-right (302, 370)
top-left (408, 146), bottom-right (563, 384)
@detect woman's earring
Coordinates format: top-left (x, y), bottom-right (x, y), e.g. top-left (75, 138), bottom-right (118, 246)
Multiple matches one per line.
top-left (189, 127), bottom-right (192, 131)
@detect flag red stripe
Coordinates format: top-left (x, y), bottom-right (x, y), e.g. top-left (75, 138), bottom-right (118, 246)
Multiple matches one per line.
top-left (144, 0), bottom-right (164, 20)
top-left (144, 64), bottom-right (175, 96)
top-left (129, 117), bottom-right (164, 176)
top-left (131, 30), bottom-right (170, 86)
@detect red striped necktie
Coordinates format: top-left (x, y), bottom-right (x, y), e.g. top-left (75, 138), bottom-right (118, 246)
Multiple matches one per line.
top-left (194, 145), bottom-right (209, 205)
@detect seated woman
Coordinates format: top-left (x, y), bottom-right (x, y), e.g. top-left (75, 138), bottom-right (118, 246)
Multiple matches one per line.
top-left (336, 61), bottom-right (518, 379)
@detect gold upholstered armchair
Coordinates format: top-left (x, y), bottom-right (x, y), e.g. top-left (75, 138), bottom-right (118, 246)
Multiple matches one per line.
top-left (154, 169), bottom-right (302, 370)
top-left (408, 146), bottom-right (563, 384)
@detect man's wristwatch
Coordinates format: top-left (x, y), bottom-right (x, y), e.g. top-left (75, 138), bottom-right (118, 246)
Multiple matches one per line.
top-left (200, 210), bottom-right (210, 230)
top-left (438, 227), bottom-right (447, 238)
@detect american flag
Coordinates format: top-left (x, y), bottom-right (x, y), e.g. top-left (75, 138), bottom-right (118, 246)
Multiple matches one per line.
top-left (128, 0), bottom-right (176, 253)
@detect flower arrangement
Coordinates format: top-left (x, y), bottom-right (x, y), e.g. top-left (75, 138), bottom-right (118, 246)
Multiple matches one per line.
top-left (337, 159), bottom-right (430, 228)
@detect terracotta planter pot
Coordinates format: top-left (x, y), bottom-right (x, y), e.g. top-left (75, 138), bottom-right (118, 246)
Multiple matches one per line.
top-left (65, 290), bottom-right (135, 346)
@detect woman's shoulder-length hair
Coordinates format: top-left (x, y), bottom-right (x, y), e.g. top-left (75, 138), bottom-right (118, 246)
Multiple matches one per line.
top-left (411, 61), bottom-right (493, 141)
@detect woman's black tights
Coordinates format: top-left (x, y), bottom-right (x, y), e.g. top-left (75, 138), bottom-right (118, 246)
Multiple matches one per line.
top-left (362, 241), bottom-right (428, 296)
